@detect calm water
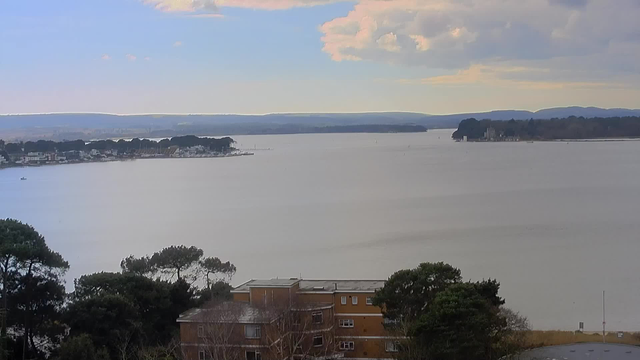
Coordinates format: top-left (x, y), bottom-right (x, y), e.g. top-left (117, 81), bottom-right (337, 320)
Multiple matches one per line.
top-left (2, 129), bottom-right (640, 331)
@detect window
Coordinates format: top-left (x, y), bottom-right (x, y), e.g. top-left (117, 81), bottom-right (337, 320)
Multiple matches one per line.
top-left (199, 350), bottom-right (206, 360)
top-left (339, 341), bottom-right (355, 351)
top-left (386, 341), bottom-right (400, 353)
top-left (383, 317), bottom-right (399, 325)
top-left (246, 351), bottom-right (262, 360)
top-left (312, 311), bottom-right (323, 324)
top-left (244, 325), bottom-right (261, 339)
top-left (366, 296), bottom-right (373, 305)
top-left (292, 313), bottom-right (301, 325)
top-left (341, 296), bottom-right (347, 305)
top-left (313, 335), bottom-right (324, 347)
top-left (339, 319), bottom-right (354, 328)
top-left (197, 325), bottom-right (204, 337)
top-left (352, 296), bottom-right (358, 305)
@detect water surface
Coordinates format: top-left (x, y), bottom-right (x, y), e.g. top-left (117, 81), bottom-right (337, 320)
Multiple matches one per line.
top-left (2, 129), bottom-right (639, 330)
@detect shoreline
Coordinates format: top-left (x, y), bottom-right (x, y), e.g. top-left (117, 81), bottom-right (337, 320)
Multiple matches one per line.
top-left (460, 137), bottom-right (640, 143)
top-left (0, 151), bottom-right (254, 171)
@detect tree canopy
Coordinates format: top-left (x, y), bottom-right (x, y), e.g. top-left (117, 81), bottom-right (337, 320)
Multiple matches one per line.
top-left (1, 136), bottom-right (235, 155)
top-left (374, 262), bottom-right (528, 360)
top-left (0, 219), bottom-right (69, 360)
top-left (452, 116), bottom-right (640, 140)
top-left (1, 219), bottom-right (237, 360)
top-left (373, 262), bottom-right (461, 322)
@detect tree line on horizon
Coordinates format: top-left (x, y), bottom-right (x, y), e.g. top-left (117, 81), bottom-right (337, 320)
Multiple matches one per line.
top-left (0, 136), bottom-right (235, 156)
top-left (452, 116), bottom-right (640, 140)
top-left (0, 219), bottom-right (530, 360)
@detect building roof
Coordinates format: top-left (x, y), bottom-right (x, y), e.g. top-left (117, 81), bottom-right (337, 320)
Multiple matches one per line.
top-left (231, 279), bottom-right (385, 293)
top-left (520, 343), bottom-right (638, 360)
top-left (177, 301), bottom-right (277, 324)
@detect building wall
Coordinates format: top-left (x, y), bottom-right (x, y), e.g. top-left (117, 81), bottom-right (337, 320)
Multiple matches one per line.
top-left (183, 285), bottom-right (392, 360)
top-left (233, 292), bottom-right (250, 302)
top-left (249, 287), bottom-right (294, 308)
top-left (334, 293), bottom-right (380, 314)
top-left (340, 338), bottom-right (390, 359)
top-left (335, 314), bottom-right (385, 337)
top-left (181, 321), bottom-right (271, 360)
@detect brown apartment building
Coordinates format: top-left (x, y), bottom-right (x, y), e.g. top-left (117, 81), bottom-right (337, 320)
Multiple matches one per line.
top-left (178, 279), bottom-right (399, 360)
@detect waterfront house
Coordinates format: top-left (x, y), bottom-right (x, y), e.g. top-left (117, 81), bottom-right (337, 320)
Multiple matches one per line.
top-left (178, 279), bottom-right (397, 360)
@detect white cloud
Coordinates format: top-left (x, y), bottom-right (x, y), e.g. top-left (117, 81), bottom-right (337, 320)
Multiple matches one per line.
top-left (101, 54), bottom-right (111, 60)
top-left (410, 35), bottom-right (430, 52)
top-left (188, 13), bottom-right (225, 18)
top-left (317, 0), bottom-right (640, 86)
top-left (173, 41), bottom-right (182, 47)
top-left (377, 33), bottom-right (400, 52)
top-left (144, 57), bottom-right (152, 61)
top-left (139, 0), bottom-right (640, 89)
top-left (126, 54), bottom-right (137, 61)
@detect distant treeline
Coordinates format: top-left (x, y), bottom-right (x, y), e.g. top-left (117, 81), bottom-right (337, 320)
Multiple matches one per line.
top-left (254, 124), bottom-right (427, 134)
top-left (452, 116), bottom-right (640, 140)
top-left (0, 135), bottom-right (235, 154)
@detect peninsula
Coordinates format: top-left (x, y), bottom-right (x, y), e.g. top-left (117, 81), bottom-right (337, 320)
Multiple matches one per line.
top-left (452, 116), bottom-right (640, 141)
top-left (0, 135), bottom-right (251, 169)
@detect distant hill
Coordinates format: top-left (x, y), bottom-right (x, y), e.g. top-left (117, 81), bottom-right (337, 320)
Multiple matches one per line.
top-left (2, 107), bottom-right (640, 141)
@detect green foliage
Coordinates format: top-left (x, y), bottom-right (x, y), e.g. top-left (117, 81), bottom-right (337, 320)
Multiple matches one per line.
top-left (373, 262), bottom-right (461, 322)
top-left (120, 256), bottom-right (154, 276)
top-left (196, 281), bottom-right (233, 305)
top-left (414, 283), bottom-right (499, 360)
top-left (1, 136), bottom-right (235, 155)
top-left (56, 335), bottom-right (110, 360)
top-left (70, 272), bottom-right (192, 348)
top-left (452, 116), bottom-right (640, 140)
top-left (65, 294), bottom-right (139, 350)
top-left (199, 257), bottom-right (236, 289)
top-left (375, 262), bottom-right (529, 360)
top-left (149, 245), bottom-right (203, 280)
top-left (0, 219), bottom-right (69, 360)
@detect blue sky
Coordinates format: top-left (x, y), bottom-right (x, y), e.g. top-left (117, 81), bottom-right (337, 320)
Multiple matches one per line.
top-left (1, 0), bottom-right (639, 114)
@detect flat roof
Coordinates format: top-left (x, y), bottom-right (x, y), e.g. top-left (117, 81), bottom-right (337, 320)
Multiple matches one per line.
top-left (232, 279), bottom-right (385, 293)
top-left (177, 302), bottom-right (276, 324)
top-left (520, 343), bottom-right (639, 360)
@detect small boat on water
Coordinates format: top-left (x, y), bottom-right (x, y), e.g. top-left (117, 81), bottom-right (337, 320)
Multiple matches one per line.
top-left (20, 177), bottom-right (27, 181)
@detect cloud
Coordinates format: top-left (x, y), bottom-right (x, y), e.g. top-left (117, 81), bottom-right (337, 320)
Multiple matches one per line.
top-left (144, 57), bottom-right (152, 61)
top-left (126, 54), bottom-right (137, 61)
top-left (318, 0), bottom-right (640, 85)
top-left (101, 54), bottom-right (111, 60)
top-left (139, 0), bottom-right (640, 89)
top-left (144, 0), bottom-right (217, 12)
top-left (377, 33), bottom-right (400, 52)
top-left (419, 65), bottom-right (616, 90)
top-left (173, 41), bottom-right (182, 47)
top-left (143, 0), bottom-right (340, 12)
top-left (410, 35), bottom-right (430, 52)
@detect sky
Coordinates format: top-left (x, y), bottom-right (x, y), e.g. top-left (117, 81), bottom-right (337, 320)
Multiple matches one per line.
top-left (1, 0), bottom-right (639, 115)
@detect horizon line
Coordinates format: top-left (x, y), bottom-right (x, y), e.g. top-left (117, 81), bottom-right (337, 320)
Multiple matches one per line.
top-left (1, 106), bottom-right (638, 118)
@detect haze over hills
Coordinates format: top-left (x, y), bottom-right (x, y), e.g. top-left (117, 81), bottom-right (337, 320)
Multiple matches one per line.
top-left (2, 107), bottom-right (640, 141)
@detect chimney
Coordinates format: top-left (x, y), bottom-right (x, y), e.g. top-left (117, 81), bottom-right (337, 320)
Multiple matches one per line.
top-left (334, 283), bottom-right (338, 291)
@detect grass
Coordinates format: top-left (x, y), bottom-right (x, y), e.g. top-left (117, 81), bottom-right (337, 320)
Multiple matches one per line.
top-left (526, 331), bottom-right (640, 347)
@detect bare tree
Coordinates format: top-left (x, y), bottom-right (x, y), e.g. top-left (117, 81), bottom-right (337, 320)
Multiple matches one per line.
top-left (200, 301), bottom-right (251, 360)
top-left (264, 297), bottom-right (337, 360)
top-left (494, 308), bottom-right (531, 360)
top-left (138, 337), bottom-right (182, 360)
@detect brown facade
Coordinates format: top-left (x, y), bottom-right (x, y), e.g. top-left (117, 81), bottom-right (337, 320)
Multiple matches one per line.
top-left (179, 280), bottom-right (394, 360)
